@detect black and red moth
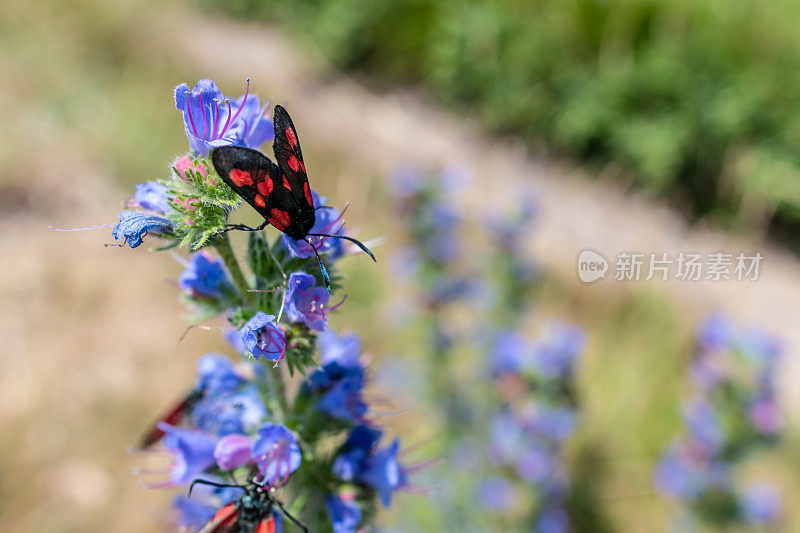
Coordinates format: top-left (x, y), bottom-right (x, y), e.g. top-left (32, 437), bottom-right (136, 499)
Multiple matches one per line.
top-left (211, 105), bottom-right (375, 290)
top-left (191, 480), bottom-right (307, 533)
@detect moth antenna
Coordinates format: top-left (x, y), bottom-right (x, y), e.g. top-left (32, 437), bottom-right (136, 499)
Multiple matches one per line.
top-left (188, 479), bottom-right (246, 499)
top-left (273, 499), bottom-right (309, 533)
top-left (306, 233), bottom-right (377, 262)
top-left (305, 238), bottom-right (331, 293)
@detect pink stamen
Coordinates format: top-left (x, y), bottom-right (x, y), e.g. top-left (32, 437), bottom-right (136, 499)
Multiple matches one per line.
top-left (221, 78), bottom-right (250, 136)
top-left (185, 90), bottom-right (199, 137)
top-left (404, 458), bottom-right (441, 473)
top-left (212, 100), bottom-right (221, 138)
top-left (219, 100), bottom-right (233, 137)
top-left (200, 91), bottom-right (208, 139)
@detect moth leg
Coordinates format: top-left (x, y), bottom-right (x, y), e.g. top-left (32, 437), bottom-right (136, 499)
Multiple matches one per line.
top-left (224, 219), bottom-right (269, 232)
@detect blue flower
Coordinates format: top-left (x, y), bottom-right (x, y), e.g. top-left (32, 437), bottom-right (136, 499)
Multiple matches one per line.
top-left (158, 423), bottom-right (217, 485)
top-left (172, 495), bottom-right (217, 529)
top-left (326, 495), bottom-right (362, 533)
top-left (174, 79), bottom-right (273, 156)
top-left (697, 314), bottom-right (735, 352)
top-left (359, 440), bottom-right (406, 507)
top-left (132, 181), bottom-right (171, 214)
top-left (306, 358), bottom-right (368, 423)
top-left (535, 507), bottom-right (569, 533)
top-left (111, 211), bottom-right (173, 248)
top-left (179, 252), bottom-right (233, 300)
top-left (490, 330), bottom-right (527, 375)
top-left (191, 385), bottom-right (267, 437)
top-left (318, 330), bottom-right (362, 368)
top-left (240, 312), bottom-right (287, 362)
top-left (332, 425), bottom-right (406, 507)
top-left (741, 482), bottom-right (781, 525)
top-left (531, 324), bottom-right (584, 380)
top-left (284, 271), bottom-right (335, 331)
top-left (332, 425), bottom-right (382, 481)
top-left (477, 477), bottom-right (517, 512)
top-left (521, 404), bottom-right (578, 442)
top-left (214, 433), bottom-right (253, 470)
top-left (251, 423), bottom-right (301, 487)
top-left (195, 354), bottom-right (244, 396)
top-left (683, 397), bottom-right (725, 454)
top-left (282, 191), bottom-right (345, 259)
top-left (487, 412), bottom-right (527, 465)
top-left (654, 441), bottom-right (730, 499)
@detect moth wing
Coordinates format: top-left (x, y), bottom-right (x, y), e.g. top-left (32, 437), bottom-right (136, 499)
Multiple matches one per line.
top-left (196, 502), bottom-right (239, 533)
top-left (272, 105), bottom-right (314, 212)
top-left (211, 146), bottom-right (281, 218)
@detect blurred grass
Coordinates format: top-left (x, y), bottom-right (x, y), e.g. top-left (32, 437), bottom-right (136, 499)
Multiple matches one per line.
top-left (0, 0), bottom-right (798, 531)
top-left (201, 0), bottom-right (800, 243)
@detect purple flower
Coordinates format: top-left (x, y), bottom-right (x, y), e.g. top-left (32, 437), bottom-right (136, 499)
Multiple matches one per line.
top-left (132, 181), bottom-right (171, 214)
top-left (282, 191), bottom-right (345, 259)
top-left (195, 354), bottom-right (244, 395)
top-left (325, 494), bottom-right (362, 533)
top-left (191, 385), bottom-right (267, 437)
top-left (214, 434), bottom-right (253, 470)
top-left (318, 330), bottom-right (362, 368)
top-left (284, 271), bottom-right (338, 331)
top-left (697, 314), bottom-right (735, 352)
top-left (521, 404), bottom-right (578, 442)
top-left (174, 79), bottom-right (273, 156)
top-left (531, 324), bottom-right (584, 380)
top-left (111, 211), bottom-right (173, 248)
top-left (516, 446), bottom-right (555, 484)
top-left (179, 252), bottom-right (232, 300)
top-left (683, 397), bottom-right (725, 454)
top-left (490, 330), bottom-right (527, 375)
top-left (488, 412), bottom-right (526, 465)
top-left (240, 312), bottom-right (287, 362)
top-left (252, 423), bottom-right (301, 487)
top-left (332, 425), bottom-right (382, 481)
top-left (477, 477), bottom-right (517, 511)
top-left (740, 483), bottom-right (781, 525)
top-left (158, 423), bottom-right (217, 486)
top-left (748, 396), bottom-right (782, 436)
top-left (535, 507), bottom-right (569, 533)
top-left (654, 441), bottom-right (730, 500)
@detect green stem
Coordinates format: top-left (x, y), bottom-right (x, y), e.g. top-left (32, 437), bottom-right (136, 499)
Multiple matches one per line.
top-left (263, 362), bottom-right (289, 423)
top-left (214, 233), bottom-right (250, 296)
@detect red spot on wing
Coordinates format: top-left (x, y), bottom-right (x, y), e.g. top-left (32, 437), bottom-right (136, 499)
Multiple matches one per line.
top-left (257, 179), bottom-right (273, 196)
top-left (211, 503), bottom-right (238, 528)
top-left (229, 168), bottom-right (253, 186)
top-left (303, 182), bottom-right (313, 207)
top-left (282, 175), bottom-right (292, 191)
top-left (287, 155), bottom-right (300, 172)
top-left (299, 160), bottom-right (306, 173)
top-left (254, 194), bottom-right (266, 208)
top-left (256, 517), bottom-right (276, 533)
top-left (268, 209), bottom-right (291, 231)
top-left (285, 127), bottom-right (298, 147)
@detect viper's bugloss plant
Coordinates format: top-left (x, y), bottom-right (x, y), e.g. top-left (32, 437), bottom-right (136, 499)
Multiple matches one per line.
top-left (86, 78), bottom-right (414, 531)
top-left (654, 314), bottom-right (784, 529)
top-left (390, 167), bottom-right (584, 532)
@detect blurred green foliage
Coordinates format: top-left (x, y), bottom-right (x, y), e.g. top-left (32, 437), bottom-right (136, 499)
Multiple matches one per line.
top-left (205, 0), bottom-right (800, 232)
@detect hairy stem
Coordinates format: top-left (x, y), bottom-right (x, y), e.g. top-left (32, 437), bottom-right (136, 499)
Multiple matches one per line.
top-left (263, 362), bottom-right (289, 423)
top-left (214, 233), bottom-right (250, 296)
